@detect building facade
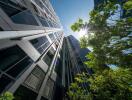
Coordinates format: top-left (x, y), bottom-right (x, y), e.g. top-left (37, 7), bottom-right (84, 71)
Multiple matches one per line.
top-left (0, 0), bottom-right (93, 100)
top-left (61, 36), bottom-right (92, 99)
top-left (0, 0), bottom-right (64, 100)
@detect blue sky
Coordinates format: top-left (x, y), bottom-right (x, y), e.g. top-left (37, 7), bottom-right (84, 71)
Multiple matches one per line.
top-left (50, 0), bottom-right (94, 39)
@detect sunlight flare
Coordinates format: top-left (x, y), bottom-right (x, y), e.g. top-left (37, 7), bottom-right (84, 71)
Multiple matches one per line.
top-left (78, 29), bottom-right (87, 38)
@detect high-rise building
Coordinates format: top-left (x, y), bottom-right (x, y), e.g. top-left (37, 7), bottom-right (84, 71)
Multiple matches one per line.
top-left (67, 35), bottom-right (90, 62)
top-left (0, 0), bottom-right (64, 100)
top-left (0, 0), bottom-right (92, 100)
top-left (61, 36), bottom-right (92, 99)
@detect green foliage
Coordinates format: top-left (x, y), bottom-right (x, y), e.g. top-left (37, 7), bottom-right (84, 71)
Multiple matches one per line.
top-left (68, 68), bottom-right (132, 100)
top-left (89, 68), bottom-right (132, 100)
top-left (123, 0), bottom-right (132, 17)
top-left (0, 92), bottom-right (14, 100)
top-left (80, 33), bottom-right (94, 48)
top-left (80, 36), bottom-right (89, 48)
top-left (123, 0), bottom-right (132, 10)
top-left (77, 0), bottom-right (131, 68)
top-left (67, 73), bottom-right (90, 100)
top-left (71, 18), bottom-right (84, 32)
top-left (69, 0), bottom-right (132, 99)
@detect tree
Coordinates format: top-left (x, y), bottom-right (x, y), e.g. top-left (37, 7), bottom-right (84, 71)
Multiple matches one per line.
top-left (71, 0), bottom-right (132, 69)
top-left (88, 68), bottom-right (132, 100)
top-left (69, 0), bottom-right (132, 99)
top-left (68, 68), bottom-right (132, 100)
top-left (71, 18), bottom-right (84, 32)
top-left (0, 92), bottom-right (14, 100)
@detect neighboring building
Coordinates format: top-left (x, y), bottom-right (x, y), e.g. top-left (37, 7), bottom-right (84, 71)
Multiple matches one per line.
top-left (0, 0), bottom-right (64, 100)
top-left (52, 36), bottom-right (91, 100)
top-left (62, 37), bottom-right (88, 98)
top-left (67, 35), bottom-right (90, 62)
top-left (61, 35), bottom-right (92, 98)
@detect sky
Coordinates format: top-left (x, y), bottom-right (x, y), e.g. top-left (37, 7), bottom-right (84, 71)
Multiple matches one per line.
top-left (50, 0), bottom-right (94, 40)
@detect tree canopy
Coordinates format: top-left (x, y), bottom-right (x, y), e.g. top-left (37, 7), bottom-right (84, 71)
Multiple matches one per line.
top-left (68, 0), bottom-right (132, 99)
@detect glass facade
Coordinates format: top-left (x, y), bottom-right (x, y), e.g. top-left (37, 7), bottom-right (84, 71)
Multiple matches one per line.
top-left (6, 56), bottom-right (33, 78)
top-left (30, 36), bottom-right (50, 54)
top-left (0, 75), bottom-right (13, 93)
top-left (54, 58), bottom-right (62, 79)
top-left (0, 45), bottom-right (33, 93)
top-left (0, 0), bottom-right (64, 99)
top-left (37, 15), bottom-right (49, 27)
top-left (11, 10), bottom-right (39, 25)
top-left (24, 66), bottom-right (45, 92)
top-left (14, 85), bottom-right (37, 100)
top-left (0, 0), bottom-right (26, 17)
top-left (43, 78), bottom-right (54, 99)
top-left (0, 0), bottom-right (60, 28)
top-left (48, 33), bottom-right (55, 41)
top-left (0, 45), bottom-right (33, 77)
top-left (43, 47), bottom-right (55, 66)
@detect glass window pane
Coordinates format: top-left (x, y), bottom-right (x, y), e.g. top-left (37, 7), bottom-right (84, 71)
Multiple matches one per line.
top-left (24, 74), bottom-right (40, 91)
top-left (14, 85), bottom-right (37, 100)
top-left (48, 33), bottom-right (55, 41)
top-left (30, 36), bottom-right (50, 54)
top-left (43, 54), bottom-right (52, 66)
top-left (0, 75), bottom-right (13, 93)
top-left (24, 66), bottom-right (45, 91)
top-left (43, 79), bottom-right (54, 99)
top-left (30, 36), bottom-right (48, 48)
top-left (38, 47), bottom-right (44, 54)
top-left (37, 15), bottom-right (49, 27)
top-left (0, 45), bottom-right (26, 71)
top-left (6, 57), bottom-right (33, 78)
top-left (43, 48), bottom-right (55, 66)
top-left (11, 10), bottom-right (38, 25)
top-left (32, 67), bottom-right (45, 78)
top-left (41, 41), bottom-right (50, 50)
top-left (0, 0), bottom-right (25, 17)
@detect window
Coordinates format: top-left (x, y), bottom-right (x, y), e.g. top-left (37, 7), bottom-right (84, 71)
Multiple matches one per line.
top-left (32, 3), bottom-right (39, 14)
top-left (0, 0), bottom-right (26, 17)
top-left (0, 45), bottom-right (26, 71)
top-left (34, 0), bottom-right (44, 9)
top-left (11, 10), bottom-right (39, 25)
top-left (14, 85), bottom-right (37, 100)
top-left (24, 66), bottom-right (45, 92)
top-left (37, 15), bottom-right (49, 27)
top-left (48, 33), bottom-right (55, 41)
top-left (0, 1), bottom-right (39, 25)
top-left (0, 75), bottom-right (13, 93)
top-left (43, 78), bottom-right (54, 99)
top-left (43, 47), bottom-right (55, 66)
top-left (6, 57), bottom-right (33, 78)
top-left (0, 27), bottom-right (3, 31)
top-left (54, 32), bottom-right (58, 38)
top-left (30, 36), bottom-right (50, 54)
top-left (48, 20), bottom-right (53, 27)
top-left (0, 45), bottom-right (33, 78)
top-left (55, 58), bottom-right (62, 78)
top-left (54, 41), bottom-right (59, 49)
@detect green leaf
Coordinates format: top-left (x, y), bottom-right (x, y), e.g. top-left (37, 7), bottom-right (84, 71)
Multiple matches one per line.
top-left (0, 92), bottom-right (14, 100)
